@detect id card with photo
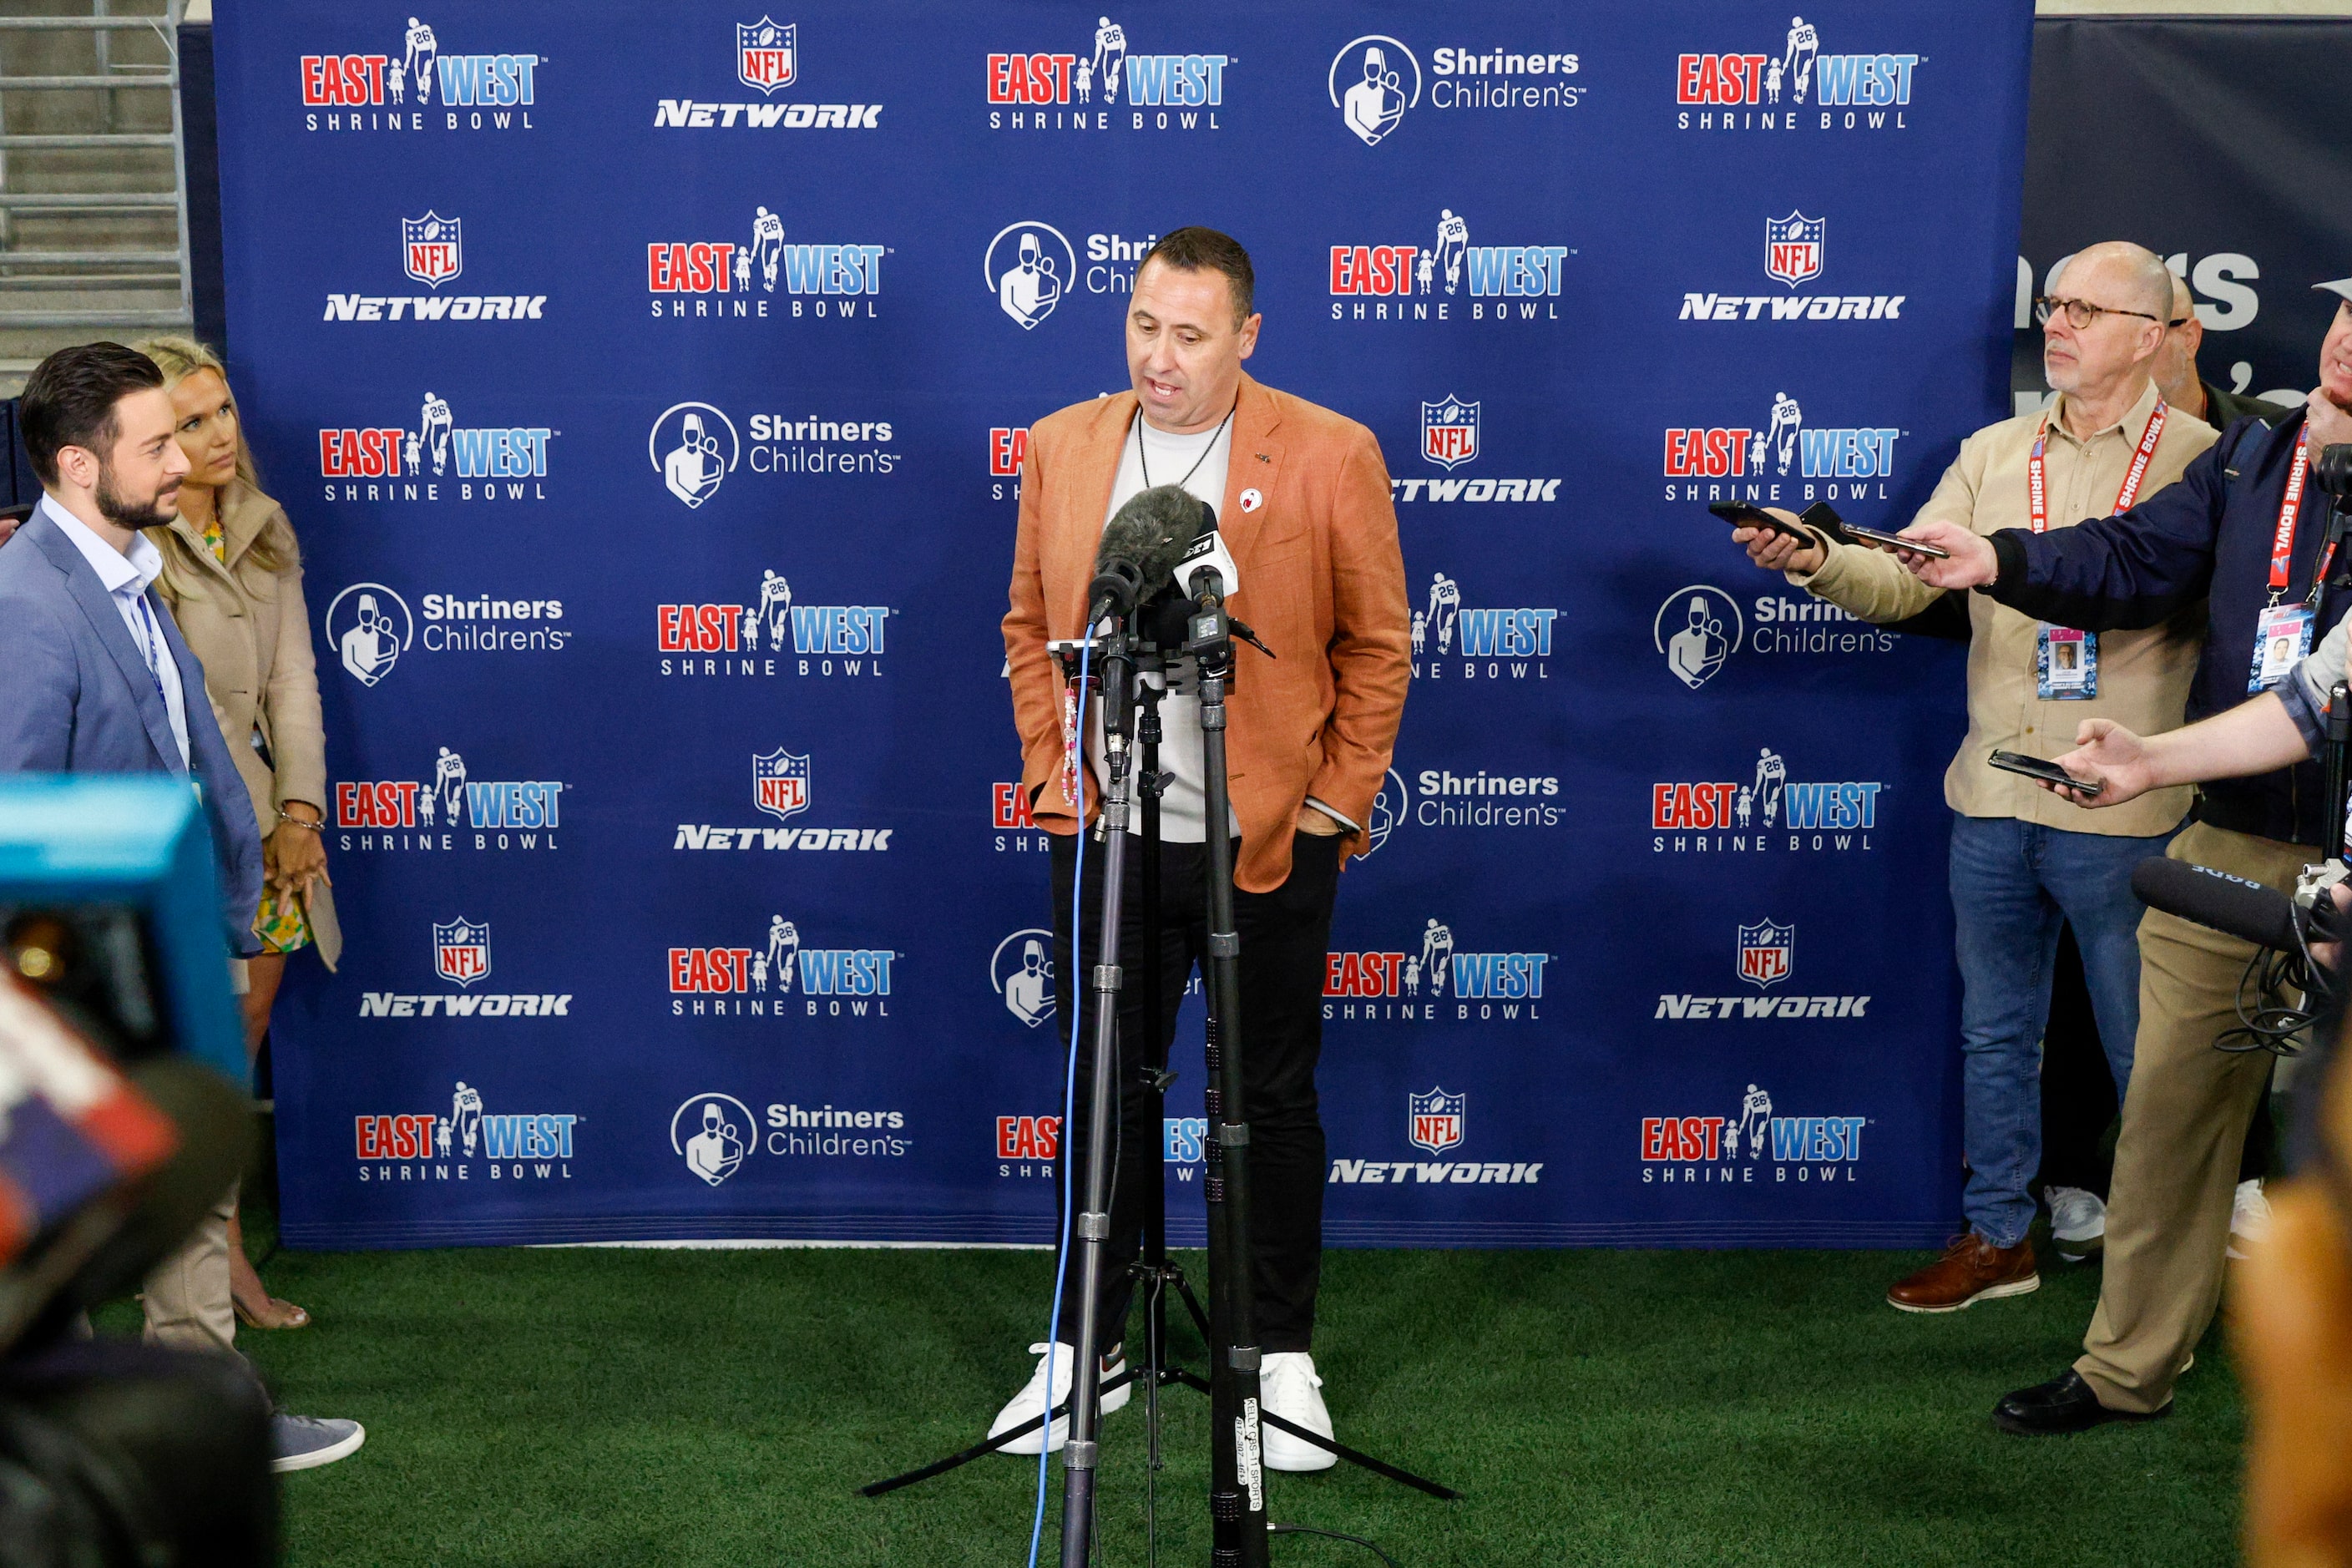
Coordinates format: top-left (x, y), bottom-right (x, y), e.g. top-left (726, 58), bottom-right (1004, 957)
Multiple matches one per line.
top-left (2246, 602), bottom-right (2315, 693)
top-left (2036, 625), bottom-right (2097, 700)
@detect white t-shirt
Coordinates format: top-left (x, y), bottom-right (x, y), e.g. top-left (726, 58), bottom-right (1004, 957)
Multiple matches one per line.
top-left (1088, 411), bottom-right (1234, 842)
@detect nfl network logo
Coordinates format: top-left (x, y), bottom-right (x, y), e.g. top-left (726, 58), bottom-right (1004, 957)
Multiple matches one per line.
top-left (402, 210), bottom-right (461, 287)
top-left (1764, 212), bottom-right (1823, 289)
top-left (1737, 919), bottom-right (1794, 989)
top-left (433, 918), bottom-right (491, 987)
top-left (737, 18), bottom-right (797, 93)
top-left (1420, 396), bottom-right (1478, 470)
top-left (752, 748), bottom-right (810, 822)
top-left (1409, 1086), bottom-right (1465, 1155)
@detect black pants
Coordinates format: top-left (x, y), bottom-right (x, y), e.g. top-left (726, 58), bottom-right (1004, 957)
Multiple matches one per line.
top-left (1050, 829), bottom-right (1342, 1353)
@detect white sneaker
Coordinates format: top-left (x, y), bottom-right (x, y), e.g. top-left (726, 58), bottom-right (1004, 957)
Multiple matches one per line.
top-left (1258, 1351), bottom-right (1335, 1473)
top-left (2046, 1185), bottom-right (2107, 1263)
top-left (2228, 1177), bottom-right (2273, 1260)
top-left (987, 1342), bottom-right (1128, 1456)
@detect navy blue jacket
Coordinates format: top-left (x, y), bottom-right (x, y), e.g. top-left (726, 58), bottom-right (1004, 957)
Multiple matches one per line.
top-left (1985, 409), bottom-right (2340, 848)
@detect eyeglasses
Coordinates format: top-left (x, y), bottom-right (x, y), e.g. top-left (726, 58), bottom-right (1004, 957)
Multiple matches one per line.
top-left (2033, 296), bottom-right (2167, 330)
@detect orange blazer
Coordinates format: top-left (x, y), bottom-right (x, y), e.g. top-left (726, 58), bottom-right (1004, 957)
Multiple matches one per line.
top-left (1003, 372), bottom-right (1410, 893)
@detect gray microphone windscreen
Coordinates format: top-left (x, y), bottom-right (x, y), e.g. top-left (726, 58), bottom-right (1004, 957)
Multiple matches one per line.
top-left (1100, 484), bottom-right (1211, 583)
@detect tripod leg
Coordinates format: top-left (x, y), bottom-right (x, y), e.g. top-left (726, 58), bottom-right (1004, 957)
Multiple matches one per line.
top-left (858, 1367), bottom-right (1143, 1498)
top-left (1151, 1365), bottom-right (1459, 1501)
top-left (1172, 1269), bottom-right (1215, 1343)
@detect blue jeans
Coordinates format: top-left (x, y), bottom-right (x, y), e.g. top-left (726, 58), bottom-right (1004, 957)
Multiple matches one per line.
top-left (1947, 813), bottom-right (2176, 1248)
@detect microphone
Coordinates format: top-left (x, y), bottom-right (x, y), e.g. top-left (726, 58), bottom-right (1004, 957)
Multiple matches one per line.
top-left (2132, 857), bottom-right (2302, 952)
top-left (1175, 514), bottom-right (1239, 606)
top-left (1090, 485), bottom-right (1211, 623)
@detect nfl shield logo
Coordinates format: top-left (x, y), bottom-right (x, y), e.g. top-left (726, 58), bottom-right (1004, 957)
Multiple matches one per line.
top-left (402, 211), bottom-right (462, 288)
top-left (1408, 1086), bottom-right (1466, 1155)
top-left (737, 18), bottom-right (797, 93)
top-left (1764, 212), bottom-right (1824, 289)
top-left (1420, 397), bottom-right (1479, 471)
top-left (752, 748), bottom-right (810, 822)
top-left (433, 918), bottom-right (491, 987)
top-left (1737, 920), bottom-right (1794, 989)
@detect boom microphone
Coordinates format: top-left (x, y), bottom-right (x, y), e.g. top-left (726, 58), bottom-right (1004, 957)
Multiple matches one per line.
top-left (1090, 484), bottom-right (1211, 622)
top-left (2132, 857), bottom-right (2301, 952)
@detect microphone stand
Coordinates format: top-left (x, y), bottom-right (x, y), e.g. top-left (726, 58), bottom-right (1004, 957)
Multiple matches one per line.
top-left (1059, 609), bottom-right (1137, 1568)
top-left (1130, 640), bottom-right (1178, 1562)
top-left (861, 583), bottom-right (1455, 1559)
top-left (1181, 575), bottom-right (1272, 1568)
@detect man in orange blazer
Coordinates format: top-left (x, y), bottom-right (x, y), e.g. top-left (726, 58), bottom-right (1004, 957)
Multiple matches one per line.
top-left (994, 227), bottom-right (1409, 1469)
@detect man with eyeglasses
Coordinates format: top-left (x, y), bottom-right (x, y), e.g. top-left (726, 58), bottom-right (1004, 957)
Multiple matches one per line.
top-left (2153, 271), bottom-right (2296, 435)
top-left (1881, 277), bottom-right (2352, 1433)
top-left (1727, 241), bottom-right (2217, 1314)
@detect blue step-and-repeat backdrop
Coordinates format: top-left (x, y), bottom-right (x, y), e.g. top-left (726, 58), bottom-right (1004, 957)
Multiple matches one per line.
top-left (212, 2), bottom-right (2026, 1250)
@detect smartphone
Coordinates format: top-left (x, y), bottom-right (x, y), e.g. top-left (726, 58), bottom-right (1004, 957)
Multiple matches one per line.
top-left (1988, 748), bottom-right (2103, 797)
top-left (1798, 501), bottom-right (1844, 534)
top-left (1837, 520), bottom-right (1951, 559)
top-left (1834, 522), bottom-right (1947, 557)
top-left (1707, 499), bottom-right (1813, 543)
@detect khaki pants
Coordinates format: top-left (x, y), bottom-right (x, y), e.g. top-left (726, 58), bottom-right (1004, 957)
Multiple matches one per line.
top-left (141, 1186), bottom-right (236, 1357)
top-left (2076, 820), bottom-right (2309, 1413)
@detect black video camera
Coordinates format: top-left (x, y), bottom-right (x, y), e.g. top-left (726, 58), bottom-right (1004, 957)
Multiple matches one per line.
top-left (2312, 441), bottom-right (2352, 498)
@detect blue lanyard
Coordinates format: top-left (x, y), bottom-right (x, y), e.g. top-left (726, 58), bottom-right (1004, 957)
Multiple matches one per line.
top-left (127, 589), bottom-right (170, 708)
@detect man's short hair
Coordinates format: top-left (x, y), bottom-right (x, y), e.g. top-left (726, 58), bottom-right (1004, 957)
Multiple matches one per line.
top-left (1138, 226), bottom-right (1255, 327)
top-left (20, 341), bottom-right (165, 486)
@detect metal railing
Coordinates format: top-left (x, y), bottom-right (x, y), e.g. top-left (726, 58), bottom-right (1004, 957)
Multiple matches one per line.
top-left (0, 4), bottom-right (191, 330)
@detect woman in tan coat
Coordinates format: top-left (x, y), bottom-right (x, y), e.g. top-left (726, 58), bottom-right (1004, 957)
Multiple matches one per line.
top-left (138, 335), bottom-right (337, 1330)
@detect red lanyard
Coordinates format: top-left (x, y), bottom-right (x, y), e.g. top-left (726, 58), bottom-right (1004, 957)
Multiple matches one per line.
top-left (2027, 400), bottom-right (2167, 534)
top-left (2267, 424), bottom-right (2314, 600)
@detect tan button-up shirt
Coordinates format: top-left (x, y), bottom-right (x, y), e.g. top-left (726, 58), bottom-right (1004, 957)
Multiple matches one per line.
top-left (1788, 377), bottom-right (2215, 837)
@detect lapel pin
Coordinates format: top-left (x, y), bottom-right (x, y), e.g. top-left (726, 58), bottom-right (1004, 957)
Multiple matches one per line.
top-left (1240, 488), bottom-right (1264, 513)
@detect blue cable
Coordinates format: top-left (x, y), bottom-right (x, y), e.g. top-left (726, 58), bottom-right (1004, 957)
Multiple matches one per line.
top-left (1029, 634), bottom-right (1093, 1568)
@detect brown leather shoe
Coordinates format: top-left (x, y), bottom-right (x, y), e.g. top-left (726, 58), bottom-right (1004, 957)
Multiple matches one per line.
top-left (1886, 1233), bottom-right (2039, 1313)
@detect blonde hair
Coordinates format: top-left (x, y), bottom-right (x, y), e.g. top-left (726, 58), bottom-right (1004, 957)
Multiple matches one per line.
top-left (134, 334), bottom-right (296, 573)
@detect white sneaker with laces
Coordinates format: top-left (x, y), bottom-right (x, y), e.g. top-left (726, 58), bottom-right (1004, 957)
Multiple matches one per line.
top-left (2046, 1185), bottom-right (2107, 1263)
top-left (2228, 1177), bottom-right (2273, 1260)
top-left (1258, 1351), bottom-right (1335, 1473)
top-left (987, 1342), bottom-right (1128, 1456)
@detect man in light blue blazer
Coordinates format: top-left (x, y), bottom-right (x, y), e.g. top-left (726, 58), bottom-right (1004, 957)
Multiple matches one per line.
top-left (0, 342), bottom-right (362, 1473)
top-left (0, 342), bottom-right (260, 943)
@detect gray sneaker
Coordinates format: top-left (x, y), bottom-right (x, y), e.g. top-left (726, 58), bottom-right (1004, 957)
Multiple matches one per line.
top-left (271, 1413), bottom-right (365, 1473)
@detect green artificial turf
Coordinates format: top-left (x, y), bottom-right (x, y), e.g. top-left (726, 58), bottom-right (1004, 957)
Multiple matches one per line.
top-left (97, 1209), bottom-right (2246, 1567)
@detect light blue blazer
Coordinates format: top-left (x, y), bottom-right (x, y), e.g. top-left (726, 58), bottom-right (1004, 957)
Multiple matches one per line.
top-left (0, 508), bottom-right (265, 954)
